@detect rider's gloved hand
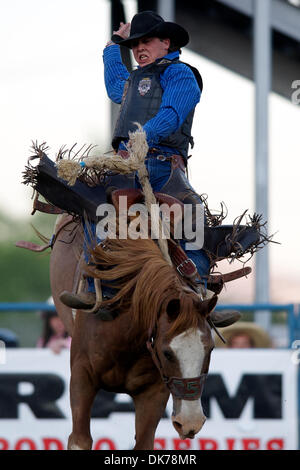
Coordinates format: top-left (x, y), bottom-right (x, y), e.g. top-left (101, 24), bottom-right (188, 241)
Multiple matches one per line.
top-left (107, 22), bottom-right (131, 47)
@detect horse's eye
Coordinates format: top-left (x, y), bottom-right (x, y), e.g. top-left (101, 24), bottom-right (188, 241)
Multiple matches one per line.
top-left (163, 350), bottom-right (174, 362)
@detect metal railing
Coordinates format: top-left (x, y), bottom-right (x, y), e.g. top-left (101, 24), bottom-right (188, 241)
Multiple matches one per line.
top-left (0, 302), bottom-right (299, 346)
top-left (215, 303), bottom-right (300, 347)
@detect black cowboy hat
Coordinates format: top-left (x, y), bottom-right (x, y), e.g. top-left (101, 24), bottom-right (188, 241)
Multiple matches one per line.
top-left (111, 11), bottom-right (189, 49)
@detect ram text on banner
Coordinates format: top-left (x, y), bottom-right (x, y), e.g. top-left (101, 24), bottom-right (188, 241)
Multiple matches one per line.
top-left (0, 349), bottom-right (297, 450)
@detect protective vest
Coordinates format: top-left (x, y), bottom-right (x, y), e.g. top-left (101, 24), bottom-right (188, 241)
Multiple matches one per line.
top-left (112, 58), bottom-right (203, 159)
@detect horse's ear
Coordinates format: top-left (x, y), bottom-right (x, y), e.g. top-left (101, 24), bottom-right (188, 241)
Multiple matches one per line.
top-left (166, 298), bottom-right (181, 320)
top-left (200, 295), bottom-right (218, 317)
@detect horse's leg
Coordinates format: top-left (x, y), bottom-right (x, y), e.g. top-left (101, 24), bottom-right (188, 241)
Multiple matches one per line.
top-left (67, 361), bottom-right (98, 450)
top-left (132, 384), bottom-right (169, 450)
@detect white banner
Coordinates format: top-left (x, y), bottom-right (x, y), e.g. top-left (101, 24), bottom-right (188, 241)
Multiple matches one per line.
top-left (0, 349), bottom-right (298, 450)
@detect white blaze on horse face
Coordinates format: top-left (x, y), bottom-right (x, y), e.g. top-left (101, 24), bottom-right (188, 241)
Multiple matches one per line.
top-left (170, 328), bottom-right (207, 438)
top-left (170, 328), bottom-right (205, 378)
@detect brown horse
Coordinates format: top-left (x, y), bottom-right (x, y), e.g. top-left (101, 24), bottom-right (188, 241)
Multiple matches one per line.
top-left (50, 214), bottom-right (218, 450)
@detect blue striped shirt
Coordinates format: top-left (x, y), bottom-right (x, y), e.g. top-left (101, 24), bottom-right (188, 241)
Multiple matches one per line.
top-left (103, 45), bottom-right (201, 152)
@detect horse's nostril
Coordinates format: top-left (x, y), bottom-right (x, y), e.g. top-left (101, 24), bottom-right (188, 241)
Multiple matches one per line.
top-left (173, 421), bottom-right (182, 431)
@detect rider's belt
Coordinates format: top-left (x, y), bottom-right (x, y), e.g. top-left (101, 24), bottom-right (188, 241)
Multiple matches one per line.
top-left (117, 150), bottom-right (186, 172)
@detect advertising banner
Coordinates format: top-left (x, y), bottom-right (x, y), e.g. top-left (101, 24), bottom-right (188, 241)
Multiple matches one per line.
top-left (0, 349), bottom-right (298, 450)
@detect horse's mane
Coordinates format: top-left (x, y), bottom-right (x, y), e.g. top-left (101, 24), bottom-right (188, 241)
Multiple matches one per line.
top-left (87, 237), bottom-right (200, 344)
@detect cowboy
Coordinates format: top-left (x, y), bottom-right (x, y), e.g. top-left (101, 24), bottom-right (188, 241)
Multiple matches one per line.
top-left (60, 11), bottom-right (240, 328)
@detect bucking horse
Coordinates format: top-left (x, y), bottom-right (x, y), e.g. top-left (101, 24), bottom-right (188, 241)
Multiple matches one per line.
top-left (18, 127), bottom-right (271, 449)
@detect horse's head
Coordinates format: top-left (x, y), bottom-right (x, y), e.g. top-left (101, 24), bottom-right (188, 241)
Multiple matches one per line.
top-left (147, 291), bottom-right (217, 440)
top-left (88, 235), bottom-right (217, 439)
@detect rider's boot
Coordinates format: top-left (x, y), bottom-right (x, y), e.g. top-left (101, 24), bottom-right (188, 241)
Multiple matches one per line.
top-left (59, 290), bottom-right (117, 321)
top-left (209, 309), bottom-right (241, 327)
top-left (59, 291), bottom-right (96, 309)
top-left (195, 284), bottom-right (241, 328)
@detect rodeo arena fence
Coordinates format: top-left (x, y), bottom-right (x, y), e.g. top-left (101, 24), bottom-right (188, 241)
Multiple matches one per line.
top-left (0, 302), bottom-right (299, 451)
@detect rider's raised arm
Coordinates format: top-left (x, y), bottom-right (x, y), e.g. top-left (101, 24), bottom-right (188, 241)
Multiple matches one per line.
top-left (102, 22), bottom-right (131, 104)
top-left (103, 45), bottom-right (130, 104)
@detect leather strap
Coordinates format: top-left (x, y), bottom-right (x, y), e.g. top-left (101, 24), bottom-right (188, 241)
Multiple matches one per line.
top-left (16, 216), bottom-right (76, 253)
top-left (15, 240), bottom-right (52, 252)
top-left (167, 239), bottom-right (198, 279)
top-left (166, 374), bottom-right (207, 401)
top-left (208, 266), bottom-right (252, 284)
top-left (146, 330), bottom-right (207, 401)
top-left (32, 197), bottom-right (64, 215)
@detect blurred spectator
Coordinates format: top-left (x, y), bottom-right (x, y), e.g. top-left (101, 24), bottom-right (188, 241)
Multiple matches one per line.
top-left (0, 328), bottom-right (19, 347)
top-left (214, 322), bottom-right (272, 348)
top-left (37, 299), bottom-right (71, 354)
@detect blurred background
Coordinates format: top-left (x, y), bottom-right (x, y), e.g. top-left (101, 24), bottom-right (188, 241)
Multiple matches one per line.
top-left (1, 0), bottom-right (299, 345)
top-left (0, 0), bottom-right (299, 451)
